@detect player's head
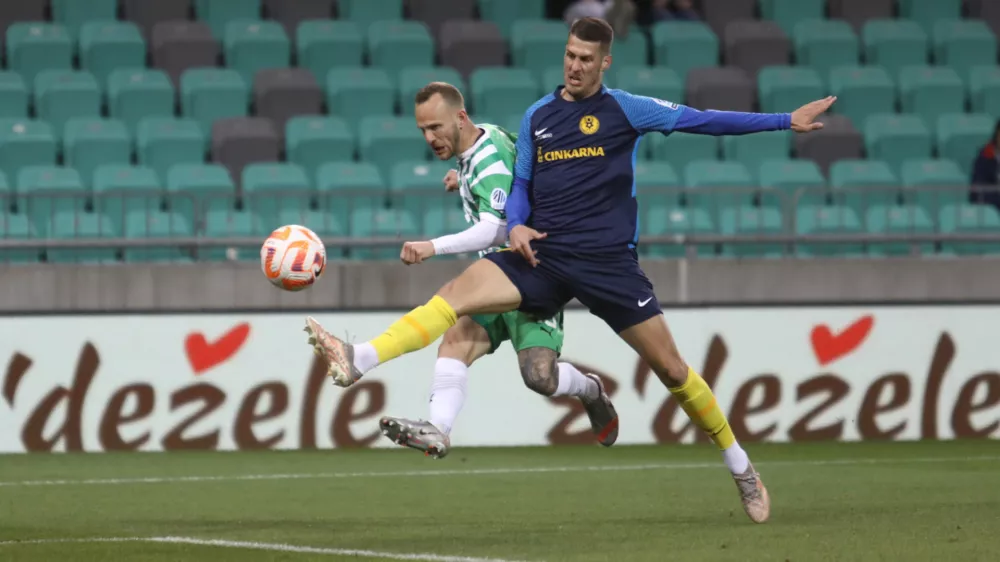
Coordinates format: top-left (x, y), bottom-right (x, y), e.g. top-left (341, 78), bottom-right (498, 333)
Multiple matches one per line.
top-left (564, 17), bottom-right (613, 100)
top-left (414, 81), bottom-right (471, 160)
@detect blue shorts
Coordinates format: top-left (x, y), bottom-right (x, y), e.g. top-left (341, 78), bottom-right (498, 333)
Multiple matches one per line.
top-left (484, 247), bottom-right (662, 334)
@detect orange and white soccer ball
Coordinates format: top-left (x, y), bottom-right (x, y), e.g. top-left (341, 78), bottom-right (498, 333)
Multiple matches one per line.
top-left (260, 225), bottom-right (327, 291)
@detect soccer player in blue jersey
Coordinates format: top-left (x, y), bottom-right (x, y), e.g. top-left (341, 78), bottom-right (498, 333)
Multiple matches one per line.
top-left (305, 16), bottom-right (835, 524)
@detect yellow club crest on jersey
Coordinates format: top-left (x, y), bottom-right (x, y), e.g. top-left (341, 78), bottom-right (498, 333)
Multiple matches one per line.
top-left (579, 115), bottom-right (600, 135)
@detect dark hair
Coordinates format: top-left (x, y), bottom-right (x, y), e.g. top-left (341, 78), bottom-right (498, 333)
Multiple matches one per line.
top-left (414, 81), bottom-right (465, 108)
top-left (569, 17), bottom-right (614, 53)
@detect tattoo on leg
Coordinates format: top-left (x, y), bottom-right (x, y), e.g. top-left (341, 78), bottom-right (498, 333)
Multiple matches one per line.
top-left (518, 347), bottom-right (559, 396)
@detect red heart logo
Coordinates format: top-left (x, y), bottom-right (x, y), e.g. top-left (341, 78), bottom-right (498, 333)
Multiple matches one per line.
top-left (810, 315), bottom-right (874, 366)
top-left (184, 323), bottom-right (251, 374)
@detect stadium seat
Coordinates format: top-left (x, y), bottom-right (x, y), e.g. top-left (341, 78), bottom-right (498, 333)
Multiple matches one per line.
top-left (793, 114), bottom-right (864, 175)
top-left (932, 20), bottom-right (998, 80)
top-left (865, 203), bottom-right (936, 256)
top-left (757, 66), bottom-right (823, 114)
top-left (719, 205), bottom-right (787, 258)
top-left (137, 118), bottom-right (206, 183)
top-left (793, 20), bottom-right (860, 77)
top-left (79, 22), bottom-right (147, 86)
top-left (438, 21), bottom-right (508, 80)
top-left (368, 21), bottom-right (434, 75)
top-left (829, 0), bottom-right (894, 33)
top-left (635, 162), bottom-right (680, 189)
top-left (829, 159), bottom-right (900, 214)
top-left (242, 162), bottom-right (311, 224)
top-left (92, 165), bottom-right (162, 226)
top-left (18, 166), bottom-right (86, 233)
top-left (863, 114), bottom-right (933, 175)
top-left (408, 0), bottom-right (475, 41)
top-left (685, 67), bottom-right (754, 112)
top-left (224, 20), bottom-right (291, 86)
top-left (643, 206), bottom-right (717, 258)
top-left (938, 202), bottom-right (1000, 255)
top-left (898, 66), bottom-right (965, 127)
top-left (899, 0), bottom-right (962, 34)
top-left (46, 210), bottom-right (118, 263)
top-left (338, 0), bottom-right (404, 29)
top-left (969, 66), bottom-right (1000, 119)
top-left (388, 160), bottom-right (455, 223)
top-left (210, 117), bottom-right (280, 188)
top-left (122, 208), bottom-right (195, 262)
top-left (900, 158), bottom-right (969, 223)
top-left (295, 21), bottom-right (363, 83)
top-left (476, 0), bottom-right (544, 39)
top-left (862, 20), bottom-right (929, 78)
top-left (683, 160), bottom-right (755, 217)
top-left (181, 69), bottom-right (250, 143)
top-left (512, 20), bottom-right (572, 81)
top-left (34, 70), bottom-right (102, 141)
top-left (6, 23), bottom-right (73, 87)
top-left (108, 70), bottom-right (176, 136)
top-left (758, 159), bottom-right (826, 208)
top-left (348, 207), bottom-right (419, 260)
top-left (0, 72), bottom-right (29, 119)
top-left (978, 0), bottom-right (1000, 38)
top-left (358, 116), bottom-right (429, 180)
top-left (196, 0), bottom-right (262, 39)
top-left (421, 206), bottom-right (471, 250)
top-left (167, 163), bottom-right (236, 225)
top-left (470, 67), bottom-right (538, 118)
top-left (315, 162), bottom-right (386, 227)
top-left (123, 0), bottom-right (190, 39)
top-left (0, 120), bottom-right (57, 186)
top-left (936, 113), bottom-right (995, 177)
top-left (723, 21), bottom-right (791, 78)
top-left (612, 32), bottom-right (650, 68)
top-left (651, 21), bottom-right (719, 81)
top-left (0, 3), bottom-right (47, 37)
top-left (794, 204), bottom-right (865, 257)
top-left (613, 67), bottom-right (682, 104)
top-left (701, 0), bottom-right (755, 38)
top-left (202, 207), bottom-right (261, 260)
top-left (828, 66), bottom-right (896, 128)
top-left (285, 116), bottom-right (354, 180)
top-left (724, 131), bottom-right (792, 174)
top-left (151, 21), bottom-right (220, 85)
top-left (399, 67), bottom-right (466, 115)
top-left (761, 0), bottom-right (825, 37)
top-left (253, 68), bottom-right (322, 132)
top-left (263, 0), bottom-right (334, 36)
top-left (0, 211), bottom-right (39, 263)
top-left (649, 132), bottom-right (718, 172)
top-left (325, 68), bottom-right (394, 130)
top-left (540, 65), bottom-right (565, 92)
top-left (64, 118), bottom-right (131, 186)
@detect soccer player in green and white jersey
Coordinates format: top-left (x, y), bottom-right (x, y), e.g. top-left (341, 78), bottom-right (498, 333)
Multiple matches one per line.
top-left (363, 82), bottom-right (619, 458)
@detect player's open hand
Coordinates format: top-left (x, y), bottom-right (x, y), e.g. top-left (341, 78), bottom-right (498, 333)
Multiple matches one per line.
top-left (790, 96), bottom-right (837, 133)
top-left (443, 169), bottom-right (459, 192)
top-left (509, 225), bottom-right (547, 267)
top-left (400, 241), bottom-right (435, 265)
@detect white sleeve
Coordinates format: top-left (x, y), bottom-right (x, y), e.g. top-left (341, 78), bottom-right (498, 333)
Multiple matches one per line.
top-left (430, 213), bottom-right (507, 256)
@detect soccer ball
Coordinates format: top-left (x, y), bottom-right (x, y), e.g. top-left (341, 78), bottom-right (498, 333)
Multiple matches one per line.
top-left (260, 225), bottom-right (327, 291)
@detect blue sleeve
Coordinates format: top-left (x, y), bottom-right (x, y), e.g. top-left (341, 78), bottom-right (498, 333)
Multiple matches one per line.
top-left (609, 89), bottom-right (791, 136)
top-left (507, 94), bottom-right (554, 235)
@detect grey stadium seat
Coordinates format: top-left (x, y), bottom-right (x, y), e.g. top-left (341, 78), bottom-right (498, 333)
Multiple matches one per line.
top-left (439, 21), bottom-right (508, 80)
top-left (211, 117), bottom-right (280, 189)
top-left (264, 0), bottom-right (335, 37)
top-left (794, 115), bottom-right (864, 176)
top-left (685, 67), bottom-right (755, 112)
top-left (0, 1), bottom-right (47, 36)
top-left (725, 21), bottom-right (790, 78)
top-left (407, 0), bottom-right (476, 43)
top-left (152, 21), bottom-right (220, 85)
top-left (828, 0), bottom-right (895, 33)
top-left (124, 0), bottom-right (193, 39)
top-left (700, 0), bottom-right (756, 39)
top-left (253, 68), bottom-right (323, 133)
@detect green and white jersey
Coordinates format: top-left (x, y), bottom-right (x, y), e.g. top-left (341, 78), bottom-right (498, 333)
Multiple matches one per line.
top-left (455, 123), bottom-right (517, 255)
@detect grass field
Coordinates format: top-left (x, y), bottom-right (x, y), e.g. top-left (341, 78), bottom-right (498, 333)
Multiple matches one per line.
top-left (0, 440), bottom-right (997, 561)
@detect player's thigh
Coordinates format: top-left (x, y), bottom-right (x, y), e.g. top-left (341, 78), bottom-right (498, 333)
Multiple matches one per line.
top-left (436, 256), bottom-right (522, 316)
top-left (617, 314), bottom-right (688, 386)
top-left (437, 315), bottom-right (498, 366)
top-left (507, 311), bottom-right (563, 395)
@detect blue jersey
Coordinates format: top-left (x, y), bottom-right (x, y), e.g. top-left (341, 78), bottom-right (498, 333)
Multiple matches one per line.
top-left (507, 85), bottom-right (792, 253)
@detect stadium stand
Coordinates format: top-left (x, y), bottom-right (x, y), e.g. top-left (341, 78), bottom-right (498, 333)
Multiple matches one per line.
top-left (0, 0), bottom-right (997, 264)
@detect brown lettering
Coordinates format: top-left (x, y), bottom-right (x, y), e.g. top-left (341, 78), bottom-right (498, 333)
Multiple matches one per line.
top-left (3, 352), bottom-right (31, 406)
top-left (22, 344), bottom-right (99, 452)
top-left (951, 373), bottom-right (1000, 438)
top-left (921, 333), bottom-right (953, 439)
top-left (299, 355), bottom-right (328, 449)
top-left (788, 374), bottom-right (849, 441)
top-left (99, 384), bottom-right (154, 451)
top-left (547, 364), bottom-right (619, 445)
top-left (728, 375), bottom-right (781, 442)
top-left (234, 383), bottom-right (289, 450)
top-left (162, 383), bottom-right (225, 450)
top-left (331, 382), bottom-right (385, 448)
top-left (857, 373), bottom-right (910, 440)
top-left (651, 336), bottom-right (726, 444)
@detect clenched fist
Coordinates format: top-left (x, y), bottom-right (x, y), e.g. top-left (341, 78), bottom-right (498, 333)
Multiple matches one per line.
top-left (443, 169), bottom-right (459, 192)
top-left (400, 240), bottom-right (436, 265)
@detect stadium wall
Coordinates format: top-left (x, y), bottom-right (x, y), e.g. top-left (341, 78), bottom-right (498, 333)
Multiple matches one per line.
top-left (0, 306), bottom-right (997, 454)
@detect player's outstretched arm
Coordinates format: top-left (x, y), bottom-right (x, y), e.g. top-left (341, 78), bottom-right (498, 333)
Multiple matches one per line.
top-left (400, 215), bottom-right (507, 265)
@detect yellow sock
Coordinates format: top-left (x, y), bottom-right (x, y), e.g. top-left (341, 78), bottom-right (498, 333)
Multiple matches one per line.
top-left (369, 295), bottom-right (458, 363)
top-left (669, 367), bottom-right (736, 450)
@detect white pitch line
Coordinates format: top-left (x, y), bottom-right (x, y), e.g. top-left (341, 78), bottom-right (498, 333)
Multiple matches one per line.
top-left (0, 455), bottom-right (996, 488)
top-left (0, 536), bottom-right (528, 562)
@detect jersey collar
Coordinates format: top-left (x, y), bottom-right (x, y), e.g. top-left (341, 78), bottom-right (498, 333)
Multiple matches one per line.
top-left (553, 84), bottom-right (609, 105)
top-left (458, 126), bottom-right (488, 163)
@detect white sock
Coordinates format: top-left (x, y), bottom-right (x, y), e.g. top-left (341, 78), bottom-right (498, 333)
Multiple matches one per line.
top-left (428, 358), bottom-right (468, 435)
top-left (722, 442), bottom-right (751, 475)
top-left (551, 362), bottom-right (600, 401)
top-left (353, 342), bottom-right (379, 374)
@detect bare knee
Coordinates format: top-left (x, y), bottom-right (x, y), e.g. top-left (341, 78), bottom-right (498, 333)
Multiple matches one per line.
top-left (436, 259), bottom-right (521, 316)
top-left (437, 318), bottom-right (490, 367)
top-left (518, 348), bottom-right (559, 396)
top-left (647, 349), bottom-right (688, 386)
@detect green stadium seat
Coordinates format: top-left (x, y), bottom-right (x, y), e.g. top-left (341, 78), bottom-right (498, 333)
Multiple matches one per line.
top-left (470, 67), bottom-right (540, 118)
top-left (358, 116), bottom-right (428, 180)
top-left (724, 131), bottom-right (792, 174)
top-left (476, 0), bottom-right (544, 38)
top-left (899, 0), bottom-right (962, 35)
top-left (0, 120), bottom-right (57, 185)
top-left (898, 66), bottom-right (964, 127)
top-left (719, 205), bottom-right (787, 258)
top-left (108, 69), bottom-right (176, 136)
top-left (898, 158), bottom-right (969, 222)
top-left (18, 166), bottom-right (86, 233)
top-left (338, 0), bottom-right (403, 29)
top-left (34, 70), bottom-right (102, 141)
top-left (828, 66), bottom-right (896, 128)
top-left (224, 20), bottom-right (291, 85)
top-left (652, 21), bottom-right (719, 80)
top-left (52, 0), bottom-right (118, 39)
top-left (388, 160), bottom-right (454, 222)
top-left (78, 22), bottom-right (146, 85)
top-left (862, 20), bottom-right (929, 78)
top-left (273, 208), bottom-right (344, 237)
top-left (316, 162), bottom-right (386, 226)
top-left (241, 162), bottom-right (310, 226)
top-left (368, 21), bottom-right (434, 75)
top-left (865, 203), bottom-right (935, 256)
top-left (540, 65), bottom-right (565, 91)
top-left (0, 212), bottom-right (40, 264)
top-left (6, 23), bottom-right (73, 86)
top-left (63, 118), bottom-right (131, 185)
top-left (348, 207), bottom-right (418, 260)
top-left (683, 160), bottom-right (754, 217)
top-left (399, 67), bottom-right (466, 116)
top-left (325, 68), bottom-right (394, 130)
top-left (612, 32), bottom-right (650, 67)
top-left (196, 0), bottom-right (262, 39)
top-left (137, 118), bottom-right (205, 183)
top-left (512, 20), bottom-right (571, 81)
top-left (421, 206), bottom-right (471, 251)
top-left (0, 171), bottom-right (10, 209)
top-left (936, 113), bottom-right (995, 176)
top-left (166, 163), bottom-right (236, 225)
top-left (286, 116), bottom-right (354, 180)
top-left (829, 159), bottom-right (900, 214)
top-left (296, 21), bottom-right (363, 83)
top-left (938, 202), bottom-right (1000, 255)
top-left (180, 69), bottom-right (249, 140)
top-left (793, 20), bottom-right (859, 77)
top-left (795, 204), bottom-right (865, 257)
top-left (46, 210), bottom-right (118, 263)
top-left (635, 161), bottom-right (681, 215)
top-left (92, 165), bottom-right (162, 227)
top-left (202, 208), bottom-right (261, 261)
top-left (613, 66), bottom-right (682, 104)
top-left (932, 20), bottom-right (998, 81)
top-left (761, 0), bottom-right (825, 37)
top-left (863, 114), bottom-right (932, 175)
top-left (649, 133), bottom-right (718, 171)
top-left (758, 159), bottom-right (826, 209)
top-left (969, 66), bottom-right (1000, 119)
top-left (758, 66), bottom-right (823, 114)
top-left (643, 206), bottom-right (716, 258)
top-left (0, 73), bottom-right (29, 119)
top-left (123, 209), bottom-right (194, 262)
